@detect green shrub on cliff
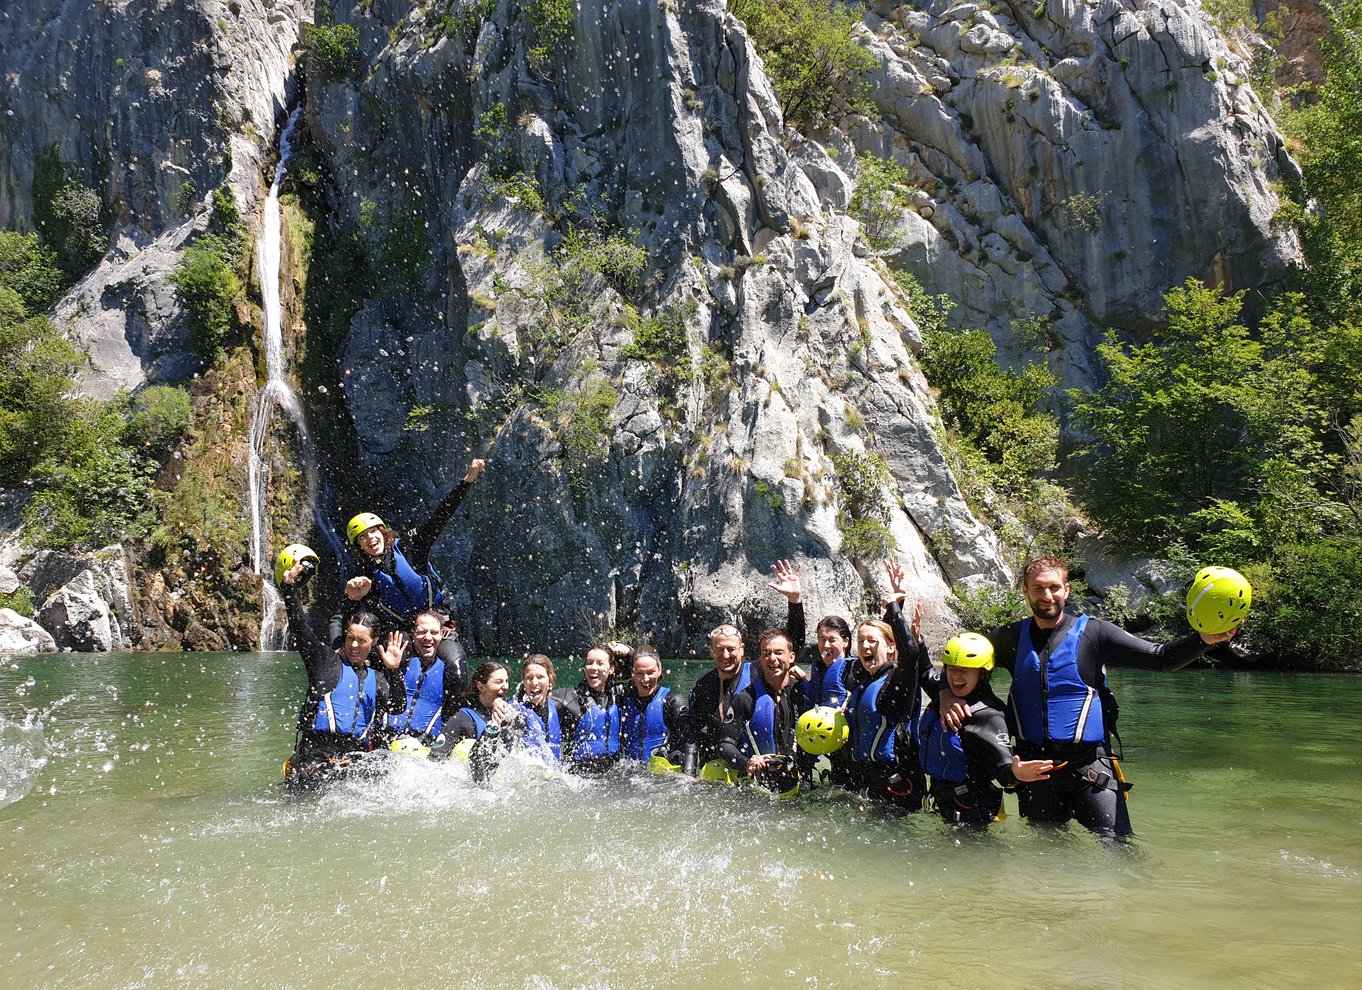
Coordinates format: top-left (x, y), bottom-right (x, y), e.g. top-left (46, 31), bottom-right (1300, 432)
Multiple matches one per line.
top-left (832, 450), bottom-right (897, 561)
top-left (31, 147), bottom-right (110, 279)
top-left (851, 154), bottom-right (914, 250)
top-left (171, 243), bottom-right (242, 360)
top-left (0, 286), bottom-right (83, 486)
top-left (303, 22), bottom-right (361, 81)
top-left (730, 0), bottom-right (876, 131)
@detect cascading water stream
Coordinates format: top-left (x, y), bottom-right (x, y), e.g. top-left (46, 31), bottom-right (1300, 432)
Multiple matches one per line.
top-left (247, 105), bottom-right (343, 651)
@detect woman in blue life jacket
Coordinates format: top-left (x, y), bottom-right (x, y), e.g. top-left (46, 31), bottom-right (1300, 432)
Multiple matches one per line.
top-left (330, 458), bottom-right (485, 670)
top-left (430, 661), bottom-right (531, 783)
top-left (619, 646), bottom-right (691, 770)
top-left (516, 654), bottom-right (565, 762)
top-left (379, 609), bottom-right (468, 747)
top-left (913, 631), bottom-right (1055, 826)
top-left (552, 645), bottom-right (621, 777)
top-left (844, 615), bottom-right (925, 810)
top-left (279, 561), bottom-right (405, 791)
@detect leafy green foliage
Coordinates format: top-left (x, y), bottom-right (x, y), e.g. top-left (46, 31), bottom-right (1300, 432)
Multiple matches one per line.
top-left (730, 0), bottom-right (877, 131)
top-left (124, 385), bottom-right (191, 460)
top-left (851, 153), bottom-right (914, 250)
top-left (22, 399), bottom-right (157, 550)
top-left (303, 22), bottom-right (361, 80)
top-left (171, 243), bottom-right (242, 360)
top-left (526, 0), bottom-right (574, 71)
top-left (30, 147), bottom-right (109, 279)
top-left (620, 304), bottom-right (694, 413)
top-left (892, 270), bottom-right (952, 337)
top-left (539, 379), bottom-right (618, 477)
top-left (948, 582), bottom-right (1028, 632)
top-left (0, 287), bottom-right (82, 485)
top-left (832, 450), bottom-right (897, 560)
top-left (920, 326), bottom-right (1058, 495)
top-left (0, 585), bottom-right (35, 618)
top-left (0, 231), bottom-right (66, 314)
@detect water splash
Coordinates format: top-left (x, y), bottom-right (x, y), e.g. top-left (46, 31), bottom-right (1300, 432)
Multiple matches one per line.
top-left (0, 701), bottom-right (64, 808)
top-left (246, 105), bottom-right (345, 651)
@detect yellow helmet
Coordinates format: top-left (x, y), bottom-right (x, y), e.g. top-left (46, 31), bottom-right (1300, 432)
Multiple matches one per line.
top-left (648, 752), bottom-right (683, 776)
top-left (698, 759), bottom-right (741, 785)
top-left (941, 632), bottom-right (995, 671)
top-left (347, 512), bottom-right (385, 544)
top-left (796, 706), bottom-right (850, 755)
top-left (1186, 566), bottom-right (1252, 635)
top-left (389, 736), bottom-right (431, 759)
top-left (274, 544), bottom-right (319, 586)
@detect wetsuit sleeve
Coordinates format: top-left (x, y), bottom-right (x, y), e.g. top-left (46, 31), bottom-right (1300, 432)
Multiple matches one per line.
top-left (442, 652), bottom-right (468, 723)
top-left (664, 691), bottom-right (690, 746)
top-left (877, 602), bottom-right (923, 721)
top-left (429, 709), bottom-right (477, 761)
top-left (378, 666), bottom-right (405, 715)
top-left (408, 478), bottom-right (475, 568)
top-left (985, 623), bottom-right (1022, 674)
top-left (959, 706), bottom-right (1017, 787)
top-left (1083, 618), bottom-right (1209, 677)
top-left (786, 600), bottom-right (806, 655)
top-left (717, 688), bottom-right (756, 771)
top-left (552, 687), bottom-right (582, 748)
top-left (283, 587), bottom-right (333, 688)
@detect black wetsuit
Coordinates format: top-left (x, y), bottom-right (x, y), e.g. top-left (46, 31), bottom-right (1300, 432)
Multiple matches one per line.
top-left (848, 602), bottom-right (929, 809)
top-left (283, 586), bottom-right (403, 789)
top-left (330, 477), bottom-right (476, 673)
top-left (430, 699), bottom-right (530, 784)
top-left (913, 665), bottom-right (1018, 826)
top-left (986, 611), bottom-right (1210, 836)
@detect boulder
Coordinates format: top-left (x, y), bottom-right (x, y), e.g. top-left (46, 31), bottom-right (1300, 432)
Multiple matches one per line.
top-left (0, 609), bottom-right (55, 656)
top-left (25, 547), bottom-right (137, 652)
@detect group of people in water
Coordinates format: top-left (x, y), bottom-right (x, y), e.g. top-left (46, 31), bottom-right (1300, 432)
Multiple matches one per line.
top-left (275, 458), bottom-right (1242, 839)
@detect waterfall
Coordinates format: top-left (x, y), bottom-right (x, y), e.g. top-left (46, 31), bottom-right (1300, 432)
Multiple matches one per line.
top-left (246, 105), bottom-right (341, 651)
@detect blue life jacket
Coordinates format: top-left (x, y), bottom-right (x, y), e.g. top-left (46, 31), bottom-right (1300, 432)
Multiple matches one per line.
top-left (310, 663), bottom-right (378, 741)
top-left (847, 669), bottom-right (896, 764)
top-left (571, 693), bottom-right (621, 760)
top-left (803, 657), bottom-right (850, 711)
top-left (387, 657), bottom-right (446, 739)
top-left (620, 687), bottom-right (671, 762)
top-left (457, 705), bottom-right (488, 739)
top-left (738, 678), bottom-right (784, 759)
top-left (522, 698), bottom-right (562, 760)
top-left (1010, 615), bottom-right (1106, 746)
top-left (347, 538), bottom-right (443, 626)
top-left (913, 706), bottom-right (968, 784)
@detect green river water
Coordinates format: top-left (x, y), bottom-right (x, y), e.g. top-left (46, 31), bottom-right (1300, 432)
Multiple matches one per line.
top-left (1, 652), bottom-right (1358, 989)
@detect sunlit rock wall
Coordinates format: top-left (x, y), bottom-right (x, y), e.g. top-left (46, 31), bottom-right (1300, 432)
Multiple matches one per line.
top-left (850, 0), bottom-right (1302, 378)
top-left (0, 0), bottom-right (306, 396)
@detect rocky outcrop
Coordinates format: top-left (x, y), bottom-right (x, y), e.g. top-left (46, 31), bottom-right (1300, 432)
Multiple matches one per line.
top-left (853, 0), bottom-right (1302, 377)
top-left (0, 609), bottom-right (56, 656)
top-left (22, 546), bottom-right (138, 651)
top-left (0, 0), bottom-right (308, 396)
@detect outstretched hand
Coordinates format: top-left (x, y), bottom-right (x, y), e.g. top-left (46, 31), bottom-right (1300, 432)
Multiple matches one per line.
top-left (1012, 755), bottom-right (1054, 783)
top-left (379, 632), bottom-right (407, 670)
top-left (882, 559), bottom-right (907, 607)
top-left (768, 559), bottom-right (802, 603)
top-left (464, 458), bottom-right (486, 483)
top-left (1199, 627), bottom-right (1238, 646)
top-left (911, 602), bottom-right (924, 645)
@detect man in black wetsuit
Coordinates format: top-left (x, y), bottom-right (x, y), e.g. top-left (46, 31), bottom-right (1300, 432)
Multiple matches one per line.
top-left (947, 554), bottom-right (1237, 837)
top-left (717, 629), bottom-right (803, 792)
top-left (688, 624), bottom-right (749, 766)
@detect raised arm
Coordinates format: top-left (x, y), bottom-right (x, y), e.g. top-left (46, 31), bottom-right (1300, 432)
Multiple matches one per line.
top-left (408, 458), bottom-right (485, 565)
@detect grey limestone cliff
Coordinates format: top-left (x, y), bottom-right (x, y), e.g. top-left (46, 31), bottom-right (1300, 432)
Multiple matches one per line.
top-left (0, 0), bottom-right (1306, 652)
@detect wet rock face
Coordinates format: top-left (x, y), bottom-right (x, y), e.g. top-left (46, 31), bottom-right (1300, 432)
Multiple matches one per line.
top-left (23, 547), bottom-right (138, 652)
top-left (1, 0), bottom-right (1306, 653)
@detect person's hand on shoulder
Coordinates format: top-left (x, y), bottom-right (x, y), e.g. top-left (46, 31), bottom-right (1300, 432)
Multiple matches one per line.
top-left (345, 576), bottom-right (373, 601)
